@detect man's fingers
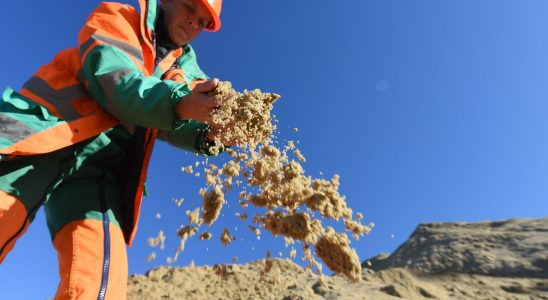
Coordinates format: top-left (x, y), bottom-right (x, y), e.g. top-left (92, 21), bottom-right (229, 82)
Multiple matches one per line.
top-left (193, 78), bottom-right (219, 93)
top-left (209, 96), bottom-right (221, 108)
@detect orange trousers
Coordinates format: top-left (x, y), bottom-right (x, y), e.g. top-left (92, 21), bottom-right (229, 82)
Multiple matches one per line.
top-left (0, 140), bottom-right (129, 299)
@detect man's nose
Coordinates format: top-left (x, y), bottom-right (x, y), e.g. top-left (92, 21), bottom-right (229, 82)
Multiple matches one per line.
top-left (187, 19), bottom-right (200, 30)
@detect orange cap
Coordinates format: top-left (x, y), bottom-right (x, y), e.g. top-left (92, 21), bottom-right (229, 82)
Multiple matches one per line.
top-left (201, 0), bottom-right (222, 32)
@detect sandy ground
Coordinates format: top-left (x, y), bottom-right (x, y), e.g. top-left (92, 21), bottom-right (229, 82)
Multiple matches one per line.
top-left (128, 218), bottom-right (548, 300)
top-left (128, 259), bottom-right (548, 300)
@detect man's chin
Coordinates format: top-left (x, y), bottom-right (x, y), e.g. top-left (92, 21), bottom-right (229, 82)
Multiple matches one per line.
top-left (168, 34), bottom-right (188, 47)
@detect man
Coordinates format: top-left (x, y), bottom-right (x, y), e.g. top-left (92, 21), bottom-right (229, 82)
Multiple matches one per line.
top-left (0, 0), bottom-right (224, 298)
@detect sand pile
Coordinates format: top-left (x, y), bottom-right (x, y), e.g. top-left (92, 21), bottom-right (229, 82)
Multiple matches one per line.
top-left (366, 218), bottom-right (548, 278)
top-left (131, 218), bottom-right (548, 300)
top-left (147, 82), bottom-right (372, 281)
top-left (128, 259), bottom-right (444, 300)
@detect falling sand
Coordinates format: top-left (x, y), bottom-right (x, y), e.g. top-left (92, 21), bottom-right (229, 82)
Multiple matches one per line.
top-left (148, 82), bottom-right (371, 281)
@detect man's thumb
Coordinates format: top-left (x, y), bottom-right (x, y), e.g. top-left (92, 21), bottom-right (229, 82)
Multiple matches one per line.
top-left (192, 78), bottom-right (219, 93)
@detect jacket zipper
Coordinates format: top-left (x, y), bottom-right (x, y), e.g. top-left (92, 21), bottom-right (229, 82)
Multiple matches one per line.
top-left (97, 174), bottom-right (111, 300)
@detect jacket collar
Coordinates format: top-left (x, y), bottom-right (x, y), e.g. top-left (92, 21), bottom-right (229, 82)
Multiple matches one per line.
top-left (139, 0), bottom-right (160, 72)
top-left (141, 0), bottom-right (158, 33)
top-left (139, 0), bottom-right (159, 47)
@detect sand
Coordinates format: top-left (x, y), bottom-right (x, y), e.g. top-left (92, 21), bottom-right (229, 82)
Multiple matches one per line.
top-left (367, 218), bottom-right (548, 278)
top-left (201, 185), bottom-right (224, 226)
top-left (220, 227), bottom-right (235, 245)
top-left (199, 232), bottom-right (212, 240)
top-left (147, 230), bottom-right (166, 250)
top-left (128, 259), bottom-right (548, 300)
top-left (168, 226), bottom-right (199, 263)
top-left (207, 81), bottom-right (280, 150)
top-left (130, 218), bottom-right (548, 300)
top-left (148, 82), bottom-right (370, 281)
top-left (315, 227), bottom-right (362, 282)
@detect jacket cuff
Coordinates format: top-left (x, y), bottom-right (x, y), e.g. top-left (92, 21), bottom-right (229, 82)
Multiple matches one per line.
top-left (167, 81), bottom-right (192, 130)
top-left (195, 126), bottom-right (227, 156)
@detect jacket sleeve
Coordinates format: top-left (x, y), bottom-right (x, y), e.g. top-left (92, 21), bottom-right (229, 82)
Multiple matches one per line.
top-left (156, 120), bottom-right (208, 153)
top-left (78, 2), bottom-right (188, 131)
top-left (157, 46), bottom-right (221, 155)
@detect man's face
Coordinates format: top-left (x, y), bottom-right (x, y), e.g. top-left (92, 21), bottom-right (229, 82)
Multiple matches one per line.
top-left (160, 0), bottom-right (212, 46)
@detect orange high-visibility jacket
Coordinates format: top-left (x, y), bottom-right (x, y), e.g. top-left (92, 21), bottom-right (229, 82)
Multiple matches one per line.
top-left (0, 0), bottom-right (212, 245)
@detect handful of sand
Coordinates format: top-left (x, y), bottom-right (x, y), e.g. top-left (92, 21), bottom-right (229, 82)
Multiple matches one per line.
top-left (148, 81), bottom-right (372, 282)
top-left (206, 81), bottom-right (280, 154)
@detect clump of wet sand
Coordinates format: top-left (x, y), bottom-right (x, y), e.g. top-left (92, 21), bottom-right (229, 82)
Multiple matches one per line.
top-left (220, 227), bottom-right (235, 245)
top-left (201, 185), bottom-right (224, 226)
top-left (315, 227), bottom-right (362, 281)
top-left (207, 81), bottom-right (280, 153)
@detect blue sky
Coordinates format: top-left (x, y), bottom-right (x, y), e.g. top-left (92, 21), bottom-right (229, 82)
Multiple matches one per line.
top-left (1, 0), bottom-right (548, 298)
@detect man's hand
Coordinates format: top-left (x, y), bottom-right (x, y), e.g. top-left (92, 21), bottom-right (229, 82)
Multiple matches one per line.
top-left (175, 78), bottom-right (219, 124)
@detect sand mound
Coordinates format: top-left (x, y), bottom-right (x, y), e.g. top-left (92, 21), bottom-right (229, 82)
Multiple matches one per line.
top-left (373, 268), bottom-right (448, 299)
top-left (366, 218), bottom-right (548, 278)
top-left (128, 259), bottom-right (322, 300)
top-left (131, 218), bottom-right (548, 300)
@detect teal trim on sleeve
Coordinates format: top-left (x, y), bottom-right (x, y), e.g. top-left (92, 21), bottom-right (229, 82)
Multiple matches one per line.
top-left (2, 87), bottom-right (57, 122)
top-left (170, 115), bottom-right (188, 130)
top-left (157, 120), bottom-right (209, 153)
top-left (0, 88), bottom-right (63, 142)
top-left (164, 80), bottom-right (191, 129)
top-left (0, 136), bottom-right (11, 147)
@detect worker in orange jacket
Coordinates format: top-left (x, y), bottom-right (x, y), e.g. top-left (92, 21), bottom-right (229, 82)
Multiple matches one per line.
top-left (0, 0), bottom-right (224, 298)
